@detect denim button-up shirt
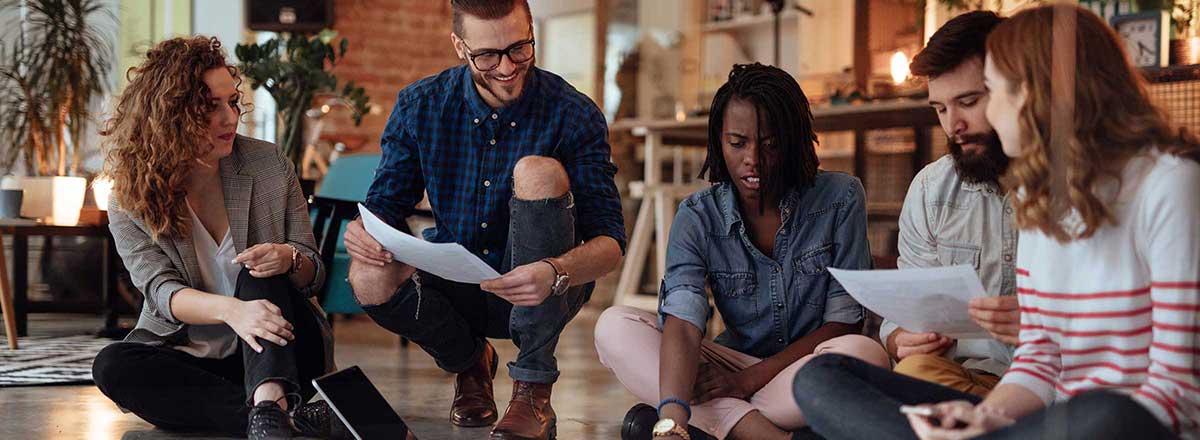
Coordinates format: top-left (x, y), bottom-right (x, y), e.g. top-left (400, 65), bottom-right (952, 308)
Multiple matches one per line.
top-left (659, 172), bottom-right (870, 358)
top-left (885, 155), bottom-right (1017, 376)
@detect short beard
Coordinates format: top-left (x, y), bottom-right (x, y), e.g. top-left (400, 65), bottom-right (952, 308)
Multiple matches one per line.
top-left (948, 131), bottom-right (1010, 184)
top-left (469, 62), bottom-right (531, 107)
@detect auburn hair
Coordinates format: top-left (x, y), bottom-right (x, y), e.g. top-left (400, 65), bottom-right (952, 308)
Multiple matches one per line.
top-left (102, 36), bottom-right (245, 241)
top-left (988, 4), bottom-right (1200, 242)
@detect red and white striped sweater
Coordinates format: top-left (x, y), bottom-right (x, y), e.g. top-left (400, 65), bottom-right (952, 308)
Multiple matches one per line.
top-left (1000, 152), bottom-right (1200, 438)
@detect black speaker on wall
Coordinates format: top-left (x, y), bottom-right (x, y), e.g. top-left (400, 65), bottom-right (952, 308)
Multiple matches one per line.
top-left (246, 0), bottom-right (334, 33)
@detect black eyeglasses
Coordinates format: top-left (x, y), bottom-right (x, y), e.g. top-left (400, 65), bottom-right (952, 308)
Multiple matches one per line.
top-left (459, 38), bottom-right (536, 71)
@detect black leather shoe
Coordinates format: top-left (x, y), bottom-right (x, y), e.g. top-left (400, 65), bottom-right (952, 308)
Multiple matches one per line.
top-left (293, 400), bottom-right (352, 440)
top-left (248, 401), bottom-right (292, 440)
top-left (620, 404), bottom-right (715, 440)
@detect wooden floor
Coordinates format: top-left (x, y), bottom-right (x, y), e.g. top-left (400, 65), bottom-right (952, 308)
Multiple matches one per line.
top-left (0, 303), bottom-right (643, 440)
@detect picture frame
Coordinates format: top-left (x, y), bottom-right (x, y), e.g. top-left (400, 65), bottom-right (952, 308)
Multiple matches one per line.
top-left (1110, 11), bottom-right (1171, 68)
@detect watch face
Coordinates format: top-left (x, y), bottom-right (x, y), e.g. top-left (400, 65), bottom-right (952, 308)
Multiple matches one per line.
top-left (652, 418), bottom-right (677, 434)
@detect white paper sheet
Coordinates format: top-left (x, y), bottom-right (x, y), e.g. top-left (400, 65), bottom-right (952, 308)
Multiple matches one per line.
top-left (829, 265), bottom-right (991, 339)
top-left (358, 204), bottom-right (502, 284)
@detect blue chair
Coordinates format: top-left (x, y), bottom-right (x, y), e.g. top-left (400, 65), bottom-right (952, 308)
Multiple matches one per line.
top-left (309, 154), bottom-right (382, 315)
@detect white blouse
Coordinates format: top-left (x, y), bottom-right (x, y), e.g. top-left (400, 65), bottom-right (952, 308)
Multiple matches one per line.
top-left (175, 203), bottom-right (242, 359)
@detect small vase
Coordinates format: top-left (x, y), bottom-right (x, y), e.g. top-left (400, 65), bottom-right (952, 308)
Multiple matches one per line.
top-left (1170, 38), bottom-right (1200, 66)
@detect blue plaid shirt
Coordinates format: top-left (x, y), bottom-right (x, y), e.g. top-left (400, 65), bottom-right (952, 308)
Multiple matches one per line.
top-left (365, 65), bottom-right (626, 271)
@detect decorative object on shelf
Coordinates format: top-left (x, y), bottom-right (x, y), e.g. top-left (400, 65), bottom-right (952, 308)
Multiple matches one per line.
top-left (235, 30), bottom-right (371, 170)
top-left (1170, 0), bottom-right (1198, 65)
top-left (0, 0), bottom-right (113, 225)
top-left (1112, 10), bottom-right (1172, 67)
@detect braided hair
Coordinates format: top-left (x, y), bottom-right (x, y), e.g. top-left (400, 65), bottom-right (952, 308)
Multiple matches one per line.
top-left (701, 63), bottom-right (820, 212)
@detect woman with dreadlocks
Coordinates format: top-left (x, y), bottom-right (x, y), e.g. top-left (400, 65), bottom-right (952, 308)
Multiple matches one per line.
top-left (594, 63), bottom-right (890, 440)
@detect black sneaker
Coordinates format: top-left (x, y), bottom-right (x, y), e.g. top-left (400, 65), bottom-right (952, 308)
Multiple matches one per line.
top-left (620, 403), bottom-right (715, 440)
top-left (293, 400), bottom-right (352, 440)
top-left (248, 400), bottom-right (293, 440)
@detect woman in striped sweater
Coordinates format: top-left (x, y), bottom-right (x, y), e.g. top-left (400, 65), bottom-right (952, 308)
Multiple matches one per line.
top-left (900, 5), bottom-right (1200, 439)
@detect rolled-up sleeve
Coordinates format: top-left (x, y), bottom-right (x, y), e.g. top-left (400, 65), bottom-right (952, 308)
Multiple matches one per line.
top-left (559, 101), bottom-right (627, 253)
top-left (108, 203), bottom-right (189, 324)
top-left (365, 92), bottom-right (426, 230)
top-left (657, 202), bottom-right (711, 334)
top-left (822, 178), bottom-right (870, 325)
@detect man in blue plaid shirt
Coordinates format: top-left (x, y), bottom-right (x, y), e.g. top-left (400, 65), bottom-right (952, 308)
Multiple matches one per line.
top-left (342, 1), bottom-right (625, 438)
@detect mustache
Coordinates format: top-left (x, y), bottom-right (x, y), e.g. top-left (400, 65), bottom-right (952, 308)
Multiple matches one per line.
top-left (955, 133), bottom-right (992, 145)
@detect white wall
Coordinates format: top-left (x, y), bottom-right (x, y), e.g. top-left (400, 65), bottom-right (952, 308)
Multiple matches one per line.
top-left (192, 0), bottom-right (243, 61)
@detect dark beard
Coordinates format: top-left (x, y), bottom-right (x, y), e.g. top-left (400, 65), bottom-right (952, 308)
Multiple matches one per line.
top-left (948, 131), bottom-right (1010, 184)
top-left (468, 61), bottom-right (532, 107)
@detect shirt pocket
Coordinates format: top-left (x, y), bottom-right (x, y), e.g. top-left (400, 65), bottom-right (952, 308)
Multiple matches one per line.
top-left (708, 271), bottom-right (760, 326)
top-left (936, 241), bottom-right (982, 270)
top-left (794, 243), bottom-right (835, 309)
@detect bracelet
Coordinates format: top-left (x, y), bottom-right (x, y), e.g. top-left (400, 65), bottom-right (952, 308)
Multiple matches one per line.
top-left (286, 244), bottom-right (301, 274)
top-left (657, 397), bottom-right (691, 420)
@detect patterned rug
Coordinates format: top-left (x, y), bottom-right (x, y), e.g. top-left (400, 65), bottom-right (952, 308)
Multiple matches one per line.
top-left (0, 334), bottom-right (114, 386)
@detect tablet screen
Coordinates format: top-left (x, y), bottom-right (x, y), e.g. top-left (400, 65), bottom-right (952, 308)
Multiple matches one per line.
top-left (312, 366), bottom-right (410, 440)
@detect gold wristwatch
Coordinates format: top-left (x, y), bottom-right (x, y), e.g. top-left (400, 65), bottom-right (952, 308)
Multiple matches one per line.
top-left (652, 418), bottom-right (690, 440)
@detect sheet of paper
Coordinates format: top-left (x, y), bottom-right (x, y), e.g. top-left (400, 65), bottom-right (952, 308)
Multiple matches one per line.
top-left (829, 265), bottom-right (991, 339)
top-left (358, 204), bottom-right (501, 284)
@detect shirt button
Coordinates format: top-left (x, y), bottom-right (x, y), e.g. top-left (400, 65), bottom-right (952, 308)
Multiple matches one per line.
top-left (473, 118), bottom-right (480, 124)
top-left (1004, 254), bottom-right (1013, 262)
top-left (1005, 207), bottom-right (1013, 214)
top-left (481, 222), bottom-right (488, 229)
top-left (489, 139), bottom-right (497, 145)
top-left (491, 113), bottom-right (498, 120)
top-left (510, 121), bottom-right (517, 127)
top-left (772, 267), bottom-right (779, 273)
top-left (483, 249), bottom-right (490, 255)
top-left (777, 338), bottom-right (785, 344)
top-left (483, 180), bottom-right (491, 187)
top-left (776, 303), bottom-right (784, 309)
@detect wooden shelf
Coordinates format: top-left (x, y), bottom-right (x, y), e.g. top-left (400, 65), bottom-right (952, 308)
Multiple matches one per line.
top-left (701, 11), bottom-right (798, 33)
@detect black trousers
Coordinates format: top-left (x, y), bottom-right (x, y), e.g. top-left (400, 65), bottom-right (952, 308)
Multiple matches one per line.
top-left (793, 353), bottom-right (1177, 440)
top-left (92, 270), bottom-right (326, 434)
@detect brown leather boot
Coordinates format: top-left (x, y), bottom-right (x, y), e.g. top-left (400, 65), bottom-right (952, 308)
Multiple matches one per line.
top-left (450, 340), bottom-right (499, 427)
top-left (489, 381), bottom-right (556, 440)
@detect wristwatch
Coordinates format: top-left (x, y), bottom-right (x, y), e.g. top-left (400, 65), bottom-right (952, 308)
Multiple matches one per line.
top-left (540, 258), bottom-right (571, 296)
top-left (652, 418), bottom-right (691, 439)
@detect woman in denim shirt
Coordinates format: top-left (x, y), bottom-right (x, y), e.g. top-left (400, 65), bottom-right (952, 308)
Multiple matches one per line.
top-left (595, 63), bottom-right (890, 440)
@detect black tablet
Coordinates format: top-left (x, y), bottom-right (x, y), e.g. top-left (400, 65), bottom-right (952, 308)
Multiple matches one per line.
top-left (312, 366), bottom-right (410, 440)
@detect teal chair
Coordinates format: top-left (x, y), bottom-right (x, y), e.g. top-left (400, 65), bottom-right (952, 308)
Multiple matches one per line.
top-left (309, 154), bottom-right (382, 315)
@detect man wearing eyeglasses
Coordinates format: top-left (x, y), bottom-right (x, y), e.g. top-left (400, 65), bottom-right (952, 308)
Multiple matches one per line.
top-left (342, 1), bottom-right (626, 439)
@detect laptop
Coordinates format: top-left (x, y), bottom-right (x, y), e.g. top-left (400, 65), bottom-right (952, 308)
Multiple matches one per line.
top-left (312, 366), bottom-right (412, 440)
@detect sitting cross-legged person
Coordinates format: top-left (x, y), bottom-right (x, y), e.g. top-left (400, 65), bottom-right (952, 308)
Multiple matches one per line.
top-left (595, 63), bottom-right (890, 440)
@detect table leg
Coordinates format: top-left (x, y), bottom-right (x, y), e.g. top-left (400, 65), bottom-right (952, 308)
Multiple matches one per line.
top-left (0, 233), bottom-right (17, 349)
top-left (614, 195), bottom-right (655, 309)
top-left (96, 235), bottom-right (127, 339)
top-left (12, 233), bottom-right (26, 337)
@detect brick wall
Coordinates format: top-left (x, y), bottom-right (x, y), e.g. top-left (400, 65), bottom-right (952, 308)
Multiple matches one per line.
top-left (320, 0), bottom-right (463, 153)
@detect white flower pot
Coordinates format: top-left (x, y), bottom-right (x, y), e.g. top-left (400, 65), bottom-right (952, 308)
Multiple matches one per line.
top-left (20, 176), bottom-right (88, 225)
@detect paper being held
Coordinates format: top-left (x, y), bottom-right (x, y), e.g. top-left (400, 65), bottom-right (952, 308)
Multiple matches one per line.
top-left (829, 265), bottom-right (990, 339)
top-left (357, 204), bottom-right (501, 284)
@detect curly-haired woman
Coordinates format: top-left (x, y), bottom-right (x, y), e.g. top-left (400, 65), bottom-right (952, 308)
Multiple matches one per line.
top-left (90, 36), bottom-right (345, 440)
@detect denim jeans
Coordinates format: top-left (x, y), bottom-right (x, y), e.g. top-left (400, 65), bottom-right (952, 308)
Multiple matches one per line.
top-left (361, 193), bottom-right (590, 384)
top-left (793, 353), bottom-right (1177, 440)
top-left (92, 271), bottom-right (327, 434)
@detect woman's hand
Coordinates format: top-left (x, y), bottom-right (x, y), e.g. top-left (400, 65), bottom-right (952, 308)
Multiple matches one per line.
top-left (692, 363), bottom-right (759, 404)
top-left (907, 400), bottom-right (1015, 440)
top-left (234, 243), bottom-right (293, 278)
top-left (220, 297), bottom-right (294, 353)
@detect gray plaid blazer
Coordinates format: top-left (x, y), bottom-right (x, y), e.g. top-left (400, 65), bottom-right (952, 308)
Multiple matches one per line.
top-left (108, 135), bottom-right (333, 369)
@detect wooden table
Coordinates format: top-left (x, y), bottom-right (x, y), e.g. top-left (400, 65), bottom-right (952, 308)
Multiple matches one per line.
top-left (610, 100), bottom-right (939, 311)
top-left (0, 220), bottom-right (119, 349)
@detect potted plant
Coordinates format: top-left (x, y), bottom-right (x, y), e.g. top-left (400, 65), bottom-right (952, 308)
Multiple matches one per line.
top-left (235, 30), bottom-right (370, 179)
top-left (0, 0), bottom-right (113, 225)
